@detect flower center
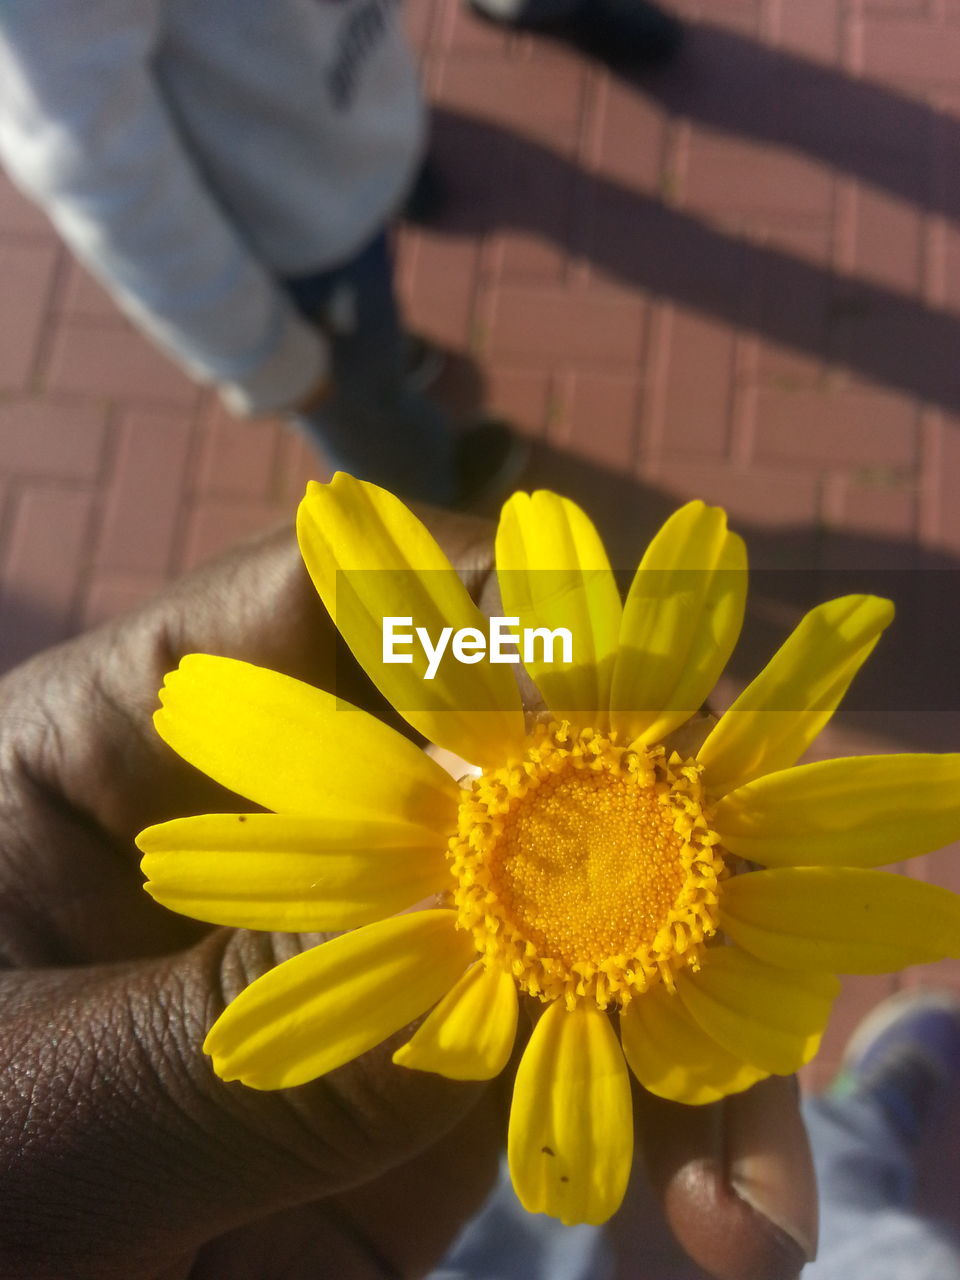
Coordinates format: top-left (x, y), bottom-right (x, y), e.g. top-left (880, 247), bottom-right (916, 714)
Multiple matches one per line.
top-left (496, 768), bottom-right (687, 966)
top-left (449, 722), bottom-right (726, 1010)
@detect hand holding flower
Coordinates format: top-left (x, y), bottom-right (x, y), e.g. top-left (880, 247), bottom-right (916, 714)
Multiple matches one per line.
top-left (0, 492), bottom-right (903, 1279)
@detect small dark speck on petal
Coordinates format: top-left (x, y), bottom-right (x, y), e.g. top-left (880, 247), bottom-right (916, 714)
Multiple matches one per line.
top-left (560, 1176), bottom-right (569, 1183)
top-left (238, 815), bottom-right (247, 823)
top-left (541, 1146), bottom-right (555, 1156)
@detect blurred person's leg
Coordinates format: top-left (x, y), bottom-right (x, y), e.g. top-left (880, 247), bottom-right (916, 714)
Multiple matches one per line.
top-left (285, 232), bottom-right (459, 505)
top-left (285, 232), bottom-right (529, 508)
top-left (466, 0), bottom-right (683, 67)
top-left (802, 991), bottom-right (960, 1280)
top-left (428, 1154), bottom-right (612, 1280)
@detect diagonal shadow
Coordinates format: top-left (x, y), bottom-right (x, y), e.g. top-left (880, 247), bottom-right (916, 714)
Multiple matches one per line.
top-left (420, 21), bottom-right (960, 748)
top-left (428, 105), bottom-right (960, 414)
top-left (640, 22), bottom-right (955, 223)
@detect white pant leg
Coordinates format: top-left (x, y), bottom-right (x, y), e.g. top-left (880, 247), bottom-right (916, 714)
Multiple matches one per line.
top-left (428, 1156), bottom-right (612, 1280)
top-left (802, 1096), bottom-right (960, 1280)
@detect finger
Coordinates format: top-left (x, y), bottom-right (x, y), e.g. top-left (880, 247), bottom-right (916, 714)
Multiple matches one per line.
top-left (0, 789), bottom-right (207, 967)
top-left (171, 1201), bottom-right (394, 1280)
top-left (636, 1077), bottom-right (815, 1280)
top-left (187, 1076), bottom-right (510, 1280)
top-left (0, 510), bottom-right (496, 910)
top-left (0, 527), bottom-right (328, 859)
top-left (330, 1071), bottom-right (511, 1277)
top-left (0, 927), bottom-right (497, 1280)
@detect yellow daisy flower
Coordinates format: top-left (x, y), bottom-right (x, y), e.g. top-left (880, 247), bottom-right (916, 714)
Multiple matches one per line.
top-left (138, 474), bottom-right (960, 1228)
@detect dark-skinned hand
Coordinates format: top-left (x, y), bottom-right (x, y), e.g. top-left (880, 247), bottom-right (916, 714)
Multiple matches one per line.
top-left (0, 510), bottom-right (817, 1280)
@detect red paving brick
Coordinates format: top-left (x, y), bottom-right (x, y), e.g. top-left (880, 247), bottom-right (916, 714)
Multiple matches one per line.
top-left (838, 478), bottom-right (918, 540)
top-left (194, 401), bottom-right (284, 500)
top-left (0, 485), bottom-right (96, 670)
top-left (852, 187), bottom-right (925, 293)
top-left (657, 308), bottom-right (736, 459)
top-left (59, 260), bottom-right (127, 321)
top-left (180, 496), bottom-right (298, 573)
top-left (1, 0), bottom-right (959, 1119)
top-left (0, 398), bottom-right (108, 479)
top-left (486, 285), bottom-right (647, 364)
top-left (402, 235), bottom-right (483, 346)
top-left (485, 366), bottom-right (553, 429)
top-left (433, 56), bottom-right (587, 150)
top-left (44, 319), bottom-right (199, 407)
top-left (80, 569), bottom-right (172, 631)
top-left (772, 0), bottom-right (842, 62)
top-left (647, 460), bottom-right (822, 525)
top-left (560, 372), bottom-right (640, 469)
top-left (0, 241), bottom-right (59, 389)
top-left (862, 17), bottom-right (960, 83)
top-left (753, 387), bottom-right (920, 468)
top-left (95, 408), bottom-right (195, 574)
top-left (588, 81), bottom-right (668, 192)
top-left (683, 135), bottom-right (836, 220)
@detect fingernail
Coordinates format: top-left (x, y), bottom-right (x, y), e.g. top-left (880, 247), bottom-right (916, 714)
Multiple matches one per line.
top-left (727, 1077), bottom-right (818, 1266)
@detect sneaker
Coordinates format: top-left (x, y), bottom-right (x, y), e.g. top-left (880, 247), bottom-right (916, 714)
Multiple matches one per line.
top-left (831, 990), bottom-right (960, 1146)
top-left (453, 419), bottom-right (532, 511)
top-left (467, 0), bottom-right (683, 70)
top-left (402, 334), bottom-right (447, 394)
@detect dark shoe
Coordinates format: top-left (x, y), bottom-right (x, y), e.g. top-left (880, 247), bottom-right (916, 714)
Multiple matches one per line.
top-left (402, 333), bottom-right (447, 394)
top-left (453, 419), bottom-right (531, 511)
top-left (831, 990), bottom-right (960, 1145)
top-left (468, 0), bottom-right (683, 70)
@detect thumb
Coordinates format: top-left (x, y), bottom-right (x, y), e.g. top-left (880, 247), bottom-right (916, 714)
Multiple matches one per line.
top-left (630, 1077), bottom-right (817, 1280)
top-left (0, 928), bottom-right (493, 1280)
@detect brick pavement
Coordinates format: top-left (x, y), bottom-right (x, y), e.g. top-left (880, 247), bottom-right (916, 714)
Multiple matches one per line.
top-left (1, 0), bottom-right (960, 1092)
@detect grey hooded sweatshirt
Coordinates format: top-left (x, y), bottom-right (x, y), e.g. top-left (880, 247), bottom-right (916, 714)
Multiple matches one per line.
top-left (0, 0), bottom-right (425, 413)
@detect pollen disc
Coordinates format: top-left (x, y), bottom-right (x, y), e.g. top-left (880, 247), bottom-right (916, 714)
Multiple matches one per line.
top-left (449, 722), bottom-right (726, 1009)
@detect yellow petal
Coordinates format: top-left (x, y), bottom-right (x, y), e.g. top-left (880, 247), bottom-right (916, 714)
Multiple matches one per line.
top-left (713, 754), bottom-right (960, 868)
top-left (495, 491), bottom-right (622, 727)
top-left (698, 595), bottom-right (895, 796)
top-left (297, 474), bottom-right (525, 768)
top-left (138, 812), bottom-right (448, 931)
top-left (204, 909), bottom-right (474, 1089)
top-left (508, 1002), bottom-right (633, 1226)
top-left (720, 867), bottom-right (960, 973)
top-left (155, 654), bottom-right (459, 827)
top-left (610, 502), bottom-right (747, 744)
top-left (392, 962), bottom-right (518, 1080)
top-left (619, 984), bottom-right (767, 1105)
top-left (676, 948), bottom-right (839, 1076)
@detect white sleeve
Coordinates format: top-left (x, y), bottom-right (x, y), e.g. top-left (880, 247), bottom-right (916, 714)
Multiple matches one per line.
top-left (0, 1), bottom-right (328, 416)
